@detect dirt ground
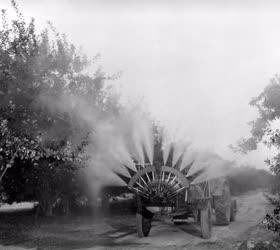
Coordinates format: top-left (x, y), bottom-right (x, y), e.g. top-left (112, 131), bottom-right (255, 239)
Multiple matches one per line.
top-left (0, 191), bottom-right (276, 250)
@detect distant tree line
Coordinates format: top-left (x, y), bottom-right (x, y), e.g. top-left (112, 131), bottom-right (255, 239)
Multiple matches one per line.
top-left (228, 166), bottom-right (274, 196)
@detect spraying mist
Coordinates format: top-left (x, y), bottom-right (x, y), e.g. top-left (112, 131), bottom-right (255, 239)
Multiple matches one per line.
top-left (40, 90), bottom-right (239, 197)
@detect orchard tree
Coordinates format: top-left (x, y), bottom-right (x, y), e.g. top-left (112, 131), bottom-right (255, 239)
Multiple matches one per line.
top-left (231, 75), bottom-right (280, 233)
top-left (0, 1), bottom-right (120, 215)
top-left (230, 76), bottom-right (280, 175)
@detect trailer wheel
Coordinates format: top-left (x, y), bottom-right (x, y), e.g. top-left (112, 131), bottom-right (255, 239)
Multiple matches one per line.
top-left (215, 184), bottom-right (231, 225)
top-left (230, 200), bottom-right (237, 222)
top-left (136, 213), bottom-right (152, 237)
top-left (200, 201), bottom-right (212, 239)
top-left (174, 222), bottom-right (183, 225)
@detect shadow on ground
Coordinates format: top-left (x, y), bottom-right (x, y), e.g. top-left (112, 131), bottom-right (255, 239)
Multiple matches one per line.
top-left (0, 210), bottom-right (139, 249)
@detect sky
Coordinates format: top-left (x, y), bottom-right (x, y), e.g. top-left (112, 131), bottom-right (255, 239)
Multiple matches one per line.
top-left (2, 0), bottom-right (280, 169)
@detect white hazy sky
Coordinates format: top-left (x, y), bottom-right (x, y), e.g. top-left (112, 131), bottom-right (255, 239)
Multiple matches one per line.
top-left (2, 0), bottom-right (280, 169)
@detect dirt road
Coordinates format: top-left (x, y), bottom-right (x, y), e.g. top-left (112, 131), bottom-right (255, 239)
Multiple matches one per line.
top-left (94, 191), bottom-right (273, 250)
top-left (0, 191), bottom-right (274, 250)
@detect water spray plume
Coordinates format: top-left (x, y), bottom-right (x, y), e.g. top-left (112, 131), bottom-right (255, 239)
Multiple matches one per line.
top-left (181, 160), bottom-right (195, 175)
top-left (162, 142), bottom-right (172, 165)
top-left (129, 109), bottom-right (154, 165)
top-left (48, 92), bottom-right (236, 195)
top-left (172, 141), bottom-right (191, 167)
top-left (162, 134), bottom-right (173, 166)
top-left (139, 117), bottom-right (154, 164)
top-left (113, 171), bottom-right (131, 185)
top-left (173, 151), bottom-right (185, 170)
top-left (133, 140), bottom-right (145, 164)
top-left (124, 165), bottom-right (137, 177)
top-left (165, 144), bottom-right (174, 167)
top-left (187, 168), bottom-right (206, 183)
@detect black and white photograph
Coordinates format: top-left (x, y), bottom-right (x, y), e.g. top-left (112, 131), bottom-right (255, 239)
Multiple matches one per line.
top-left (0, 0), bottom-right (280, 249)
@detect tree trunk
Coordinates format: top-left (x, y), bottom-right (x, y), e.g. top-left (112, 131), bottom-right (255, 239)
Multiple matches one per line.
top-left (62, 196), bottom-right (71, 215)
top-left (45, 200), bottom-right (53, 217)
top-left (36, 194), bottom-right (56, 217)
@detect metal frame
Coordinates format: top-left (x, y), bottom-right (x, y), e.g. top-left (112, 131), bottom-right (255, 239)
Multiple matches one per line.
top-left (128, 166), bottom-right (190, 191)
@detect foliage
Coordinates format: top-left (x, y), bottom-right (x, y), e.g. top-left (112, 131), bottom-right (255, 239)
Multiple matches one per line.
top-left (230, 76), bottom-right (280, 175)
top-left (231, 75), bottom-right (280, 233)
top-left (264, 200), bottom-right (280, 235)
top-left (228, 166), bottom-right (274, 196)
top-left (0, 1), bottom-right (120, 215)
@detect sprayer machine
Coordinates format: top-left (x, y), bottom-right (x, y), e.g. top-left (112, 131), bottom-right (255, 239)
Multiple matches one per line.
top-left (115, 153), bottom-right (237, 239)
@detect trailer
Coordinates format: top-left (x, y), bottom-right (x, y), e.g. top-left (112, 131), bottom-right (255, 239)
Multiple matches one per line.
top-left (116, 162), bottom-right (237, 239)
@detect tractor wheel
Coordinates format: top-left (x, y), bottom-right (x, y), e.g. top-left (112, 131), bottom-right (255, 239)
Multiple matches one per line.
top-left (136, 212), bottom-right (152, 237)
top-left (215, 184), bottom-right (231, 225)
top-left (230, 200), bottom-right (237, 222)
top-left (200, 201), bottom-right (212, 239)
